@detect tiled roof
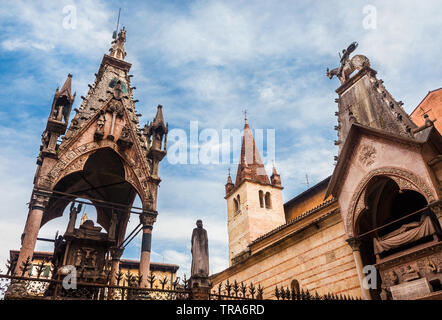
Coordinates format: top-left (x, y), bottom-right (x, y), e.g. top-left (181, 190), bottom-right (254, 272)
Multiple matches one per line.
top-left (250, 198), bottom-right (338, 245)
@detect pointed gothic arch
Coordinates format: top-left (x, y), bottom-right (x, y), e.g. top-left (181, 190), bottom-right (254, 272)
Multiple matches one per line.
top-left (40, 147), bottom-right (149, 246)
top-left (352, 175), bottom-right (434, 300)
top-left (346, 167), bottom-right (437, 238)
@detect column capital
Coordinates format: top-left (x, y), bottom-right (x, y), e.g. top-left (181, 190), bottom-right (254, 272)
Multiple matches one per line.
top-left (109, 247), bottom-right (124, 261)
top-left (139, 211), bottom-right (157, 228)
top-left (30, 190), bottom-right (52, 211)
top-left (346, 237), bottom-right (362, 251)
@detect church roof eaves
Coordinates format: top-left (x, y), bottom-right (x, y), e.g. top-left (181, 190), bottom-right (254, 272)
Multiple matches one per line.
top-left (250, 197), bottom-right (338, 246)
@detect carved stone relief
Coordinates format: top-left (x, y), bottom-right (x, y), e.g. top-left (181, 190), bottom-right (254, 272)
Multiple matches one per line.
top-left (358, 144), bottom-right (376, 167)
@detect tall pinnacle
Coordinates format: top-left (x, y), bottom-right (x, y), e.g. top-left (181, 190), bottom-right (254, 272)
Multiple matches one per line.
top-left (109, 27), bottom-right (127, 60)
top-left (235, 118), bottom-right (270, 186)
top-left (58, 73), bottom-right (73, 99)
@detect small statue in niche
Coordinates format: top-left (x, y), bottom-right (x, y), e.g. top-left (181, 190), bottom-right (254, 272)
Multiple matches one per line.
top-left (41, 130), bottom-right (50, 149)
top-left (120, 124), bottom-right (131, 140)
top-left (402, 265), bottom-right (420, 282)
top-left (52, 235), bottom-right (66, 268)
top-left (51, 106), bottom-right (60, 120)
top-left (96, 110), bottom-right (106, 133)
top-left (90, 251), bottom-right (98, 268)
top-left (74, 249), bottom-right (82, 267)
top-left (117, 124), bottom-right (133, 148)
top-left (94, 110), bottom-right (106, 141)
top-left (428, 259), bottom-right (441, 273)
top-left (390, 270), bottom-right (399, 285)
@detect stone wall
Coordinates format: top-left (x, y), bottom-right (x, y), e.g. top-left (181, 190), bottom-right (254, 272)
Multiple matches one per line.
top-left (212, 210), bottom-right (363, 299)
top-left (226, 181), bottom-right (285, 265)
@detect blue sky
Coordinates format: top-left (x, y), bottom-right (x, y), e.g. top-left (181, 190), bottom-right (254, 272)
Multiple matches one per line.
top-left (0, 0), bottom-right (441, 278)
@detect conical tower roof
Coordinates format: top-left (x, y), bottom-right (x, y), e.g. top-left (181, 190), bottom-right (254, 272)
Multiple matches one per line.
top-left (59, 74), bottom-right (73, 99)
top-left (151, 105), bottom-right (166, 129)
top-left (235, 118), bottom-right (270, 186)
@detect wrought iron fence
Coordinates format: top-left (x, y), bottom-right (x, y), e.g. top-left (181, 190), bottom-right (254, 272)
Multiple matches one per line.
top-left (210, 279), bottom-right (263, 300)
top-left (0, 274), bottom-right (191, 300)
top-left (210, 279), bottom-right (362, 301)
top-left (0, 258), bottom-right (191, 300)
top-left (1, 258), bottom-right (362, 301)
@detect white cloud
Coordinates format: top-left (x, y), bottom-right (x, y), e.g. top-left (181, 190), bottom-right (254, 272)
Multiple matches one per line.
top-left (0, 0), bottom-right (112, 56)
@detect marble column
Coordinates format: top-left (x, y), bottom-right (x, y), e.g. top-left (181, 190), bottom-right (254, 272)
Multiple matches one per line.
top-left (14, 191), bottom-right (51, 275)
top-left (138, 211), bottom-right (157, 288)
top-left (347, 238), bottom-right (372, 300)
top-left (109, 247), bottom-right (124, 300)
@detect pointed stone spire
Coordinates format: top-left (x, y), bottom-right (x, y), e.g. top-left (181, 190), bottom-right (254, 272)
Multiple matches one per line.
top-left (271, 165), bottom-right (281, 186)
top-left (225, 169), bottom-right (234, 195)
top-left (109, 27), bottom-right (127, 60)
top-left (151, 104), bottom-right (166, 130)
top-left (58, 74), bottom-right (74, 100)
top-left (235, 118), bottom-right (270, 186)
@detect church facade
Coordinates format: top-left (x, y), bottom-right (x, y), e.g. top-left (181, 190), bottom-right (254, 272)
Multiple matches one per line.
top-left (212, 46), bottom-right (442, 300)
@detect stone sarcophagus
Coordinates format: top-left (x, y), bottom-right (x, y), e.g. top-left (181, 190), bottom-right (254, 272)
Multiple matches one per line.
top-left (61, 220), bottom-right (115, 283)
top-left (375, 211), bottom-right (442, 300)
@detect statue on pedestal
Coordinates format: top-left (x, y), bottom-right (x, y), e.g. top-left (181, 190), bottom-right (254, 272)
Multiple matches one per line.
top-left (190, 220), bottom-right (210, 296)
top-left (191, 220), bottom-right (209, 278)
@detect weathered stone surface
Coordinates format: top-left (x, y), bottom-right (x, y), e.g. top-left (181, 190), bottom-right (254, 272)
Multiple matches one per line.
top-left (390, 278), bottom-right (431, 300)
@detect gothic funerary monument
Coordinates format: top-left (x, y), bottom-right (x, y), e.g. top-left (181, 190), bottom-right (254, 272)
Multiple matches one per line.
top-left (212, 43), bottom-right (442, 300)
top-left (11, 28), bottom-right (168, 293)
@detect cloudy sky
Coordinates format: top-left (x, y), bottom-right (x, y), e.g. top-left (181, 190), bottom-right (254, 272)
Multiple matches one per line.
top-left (0, 0), bottom-right (441, 278)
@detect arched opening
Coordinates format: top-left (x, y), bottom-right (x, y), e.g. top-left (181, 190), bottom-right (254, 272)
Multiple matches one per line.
top-left (290, 279), bottom-right (300, 294)
top-left (40, 148), bottom-right (141, 246)
top-left (259, 190), bottom-right (264, 208)
top-left (233, 198), bottom-right (239, 212)
top-left (354, 175), bottom-right (438, 300)
top-left (235, 195), bottom-right (241, 213)
top-left (265, 192), bottom-right (271, 209)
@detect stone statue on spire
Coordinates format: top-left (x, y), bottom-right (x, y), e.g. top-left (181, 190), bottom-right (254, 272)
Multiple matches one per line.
top-left (326, 42), bottom-right (371, 84)
top-left (109, 27), bottom-right (127, 60)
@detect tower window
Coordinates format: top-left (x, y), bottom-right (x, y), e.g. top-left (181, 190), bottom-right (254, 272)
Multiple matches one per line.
top-left (233, 198), bottom-right (239, 212)
top-left (265, 192), bottom-right (272, 209)
top-left (259, 190), bottom-right (264, 208)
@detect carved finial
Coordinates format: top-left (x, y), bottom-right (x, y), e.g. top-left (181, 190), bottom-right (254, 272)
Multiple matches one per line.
top-left (109, 25), bottom-right (127, 60)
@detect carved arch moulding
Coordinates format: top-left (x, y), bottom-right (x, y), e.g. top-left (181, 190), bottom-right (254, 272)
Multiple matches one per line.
top-left (345, 167), bottom-right (437, 238)
top-left (41, 142), bottom-right (150, 206)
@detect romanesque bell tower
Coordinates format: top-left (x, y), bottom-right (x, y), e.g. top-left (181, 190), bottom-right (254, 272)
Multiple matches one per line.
top-left (225, 118), bottom-right (285, 266)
